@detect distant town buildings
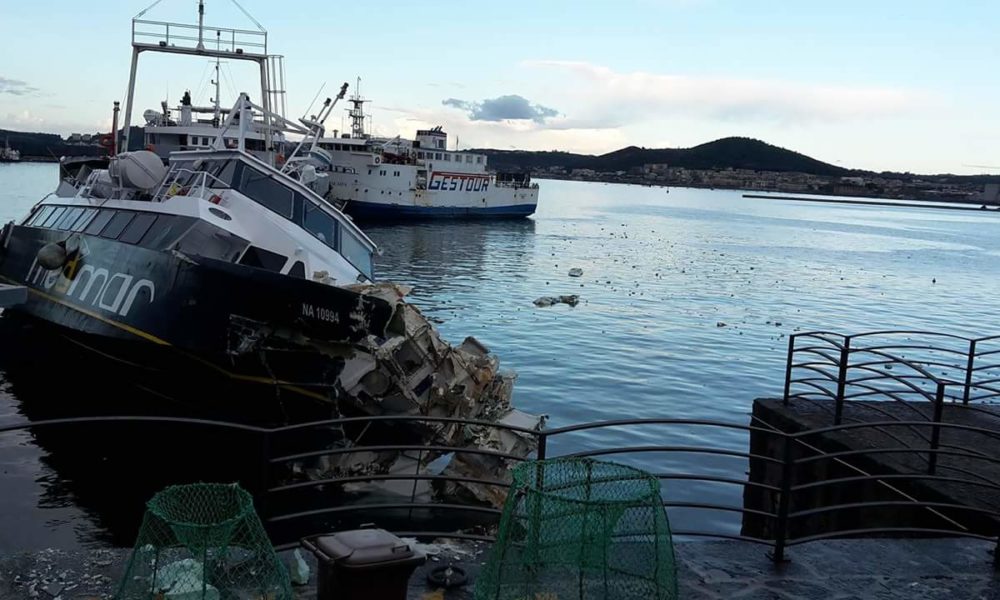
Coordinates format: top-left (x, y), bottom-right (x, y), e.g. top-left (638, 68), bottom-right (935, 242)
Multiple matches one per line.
top-left (65, 132), bottom-right (107, 146)
top-left (540, 162), bottom-right (994, 203)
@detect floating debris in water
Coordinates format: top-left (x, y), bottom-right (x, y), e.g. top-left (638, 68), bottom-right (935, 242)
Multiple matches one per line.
top-left (533, 295), bottom-right (581, 308)
top-left (568, 268), bottom-right (584, 278)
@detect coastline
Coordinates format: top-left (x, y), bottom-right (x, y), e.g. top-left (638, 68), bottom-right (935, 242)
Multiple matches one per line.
top-left (534, 174), bottom-right (998, 205)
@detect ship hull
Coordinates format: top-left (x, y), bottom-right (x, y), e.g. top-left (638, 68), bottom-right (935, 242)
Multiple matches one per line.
top-left (0, 225), bottom-right (394, 422)
top-left (344, 200), bottom-right (537, 220)
top-left (327, 170), bottom-right (538, 220)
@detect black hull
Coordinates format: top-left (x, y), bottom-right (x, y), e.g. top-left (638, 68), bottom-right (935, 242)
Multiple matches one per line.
top-left (0, 225), bottom-right (395, 424)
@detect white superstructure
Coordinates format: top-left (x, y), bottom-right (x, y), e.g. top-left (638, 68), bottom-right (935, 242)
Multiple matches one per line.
top-left (312, 84), bottom-right (539, 219)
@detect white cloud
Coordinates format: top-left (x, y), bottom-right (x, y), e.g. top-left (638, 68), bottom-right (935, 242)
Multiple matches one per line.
top-left (524, 60), bottom-right (927, 125)
top-left (377, 105), bottom-right (627, 154)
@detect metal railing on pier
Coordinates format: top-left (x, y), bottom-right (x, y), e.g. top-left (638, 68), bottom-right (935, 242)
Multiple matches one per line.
top-left (3, 413), bottom-right (1000, 566)
top-left (783, 330), bottom-right (1000, 420)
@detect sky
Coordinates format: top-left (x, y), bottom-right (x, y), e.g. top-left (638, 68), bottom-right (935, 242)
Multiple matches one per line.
top-left (1, 0), bottom-right (998, 174)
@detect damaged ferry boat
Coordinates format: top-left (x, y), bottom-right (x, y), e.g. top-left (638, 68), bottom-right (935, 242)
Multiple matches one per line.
top-left (0, 1), bottom-right (543, 509)
top-left (0, 93), bottom-right (388, 418)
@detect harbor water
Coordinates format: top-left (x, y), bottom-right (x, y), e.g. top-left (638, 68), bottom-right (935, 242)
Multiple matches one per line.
top-left (3, 162), bottom-right (1000, 551)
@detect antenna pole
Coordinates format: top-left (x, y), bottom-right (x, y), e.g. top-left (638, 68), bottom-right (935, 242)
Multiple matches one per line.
top-left (111, 101), bottom-right (120, 155)
top-left (122, 47), bottom-right (140, 150)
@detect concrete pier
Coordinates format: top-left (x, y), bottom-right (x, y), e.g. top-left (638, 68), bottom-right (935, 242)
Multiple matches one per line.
top-left (0, 284), bottom-right (26, 308)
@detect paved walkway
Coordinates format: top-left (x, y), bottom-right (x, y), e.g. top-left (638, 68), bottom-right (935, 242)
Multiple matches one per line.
top-left (2, 539), bottom-right (998, 599)
top-left (677, 539), bottom-right (1000, 599)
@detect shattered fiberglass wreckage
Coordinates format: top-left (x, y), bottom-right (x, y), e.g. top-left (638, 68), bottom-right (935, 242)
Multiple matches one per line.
top-left (232, 282), bottom-right (545, 507)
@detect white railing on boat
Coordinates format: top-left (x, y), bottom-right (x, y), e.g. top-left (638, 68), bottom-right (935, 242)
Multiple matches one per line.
top-left (153, 168), bottom-right (232, 204)
top-left (132, 18), bottom-right (267, 56)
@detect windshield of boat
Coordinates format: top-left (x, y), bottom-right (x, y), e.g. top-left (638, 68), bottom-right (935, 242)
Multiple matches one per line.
top-left (166, 155), bottom-right (375, 280)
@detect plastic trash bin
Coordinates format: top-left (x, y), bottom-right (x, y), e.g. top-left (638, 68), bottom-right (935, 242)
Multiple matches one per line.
top-left (302, 528), bottom-right (426, 600)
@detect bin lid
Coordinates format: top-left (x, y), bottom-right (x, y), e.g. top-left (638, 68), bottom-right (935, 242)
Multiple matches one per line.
top-left (314, 529), bottom-right (423, 567)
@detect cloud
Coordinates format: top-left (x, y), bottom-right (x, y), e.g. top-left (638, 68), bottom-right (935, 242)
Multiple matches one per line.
top-left (523, 60), bottom-right (926, 125)
top-left (0, 77), bottom-right (39, 96)
top-left (379, 104), bottom-right (627, 155)
top-left (442, 94), bottom-right (559, 123)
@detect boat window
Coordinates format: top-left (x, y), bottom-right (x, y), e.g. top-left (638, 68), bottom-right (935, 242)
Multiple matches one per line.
top-left (40, 206), bottom-right (67, 228)
top-left (477, 156), bottom-right (483, 164)
top-left (444, 154), bottom-right (451, 161)
top-left (238, 166), bottom-right (294, 218)
top-left (69, 208), bottom-right (98, 232)
top-left (173, 221), bottom-right (248, 262)
top-left (119, 213), bottom-right (158, 244)
top-left (202, 159), bottom-right (238, 187)
top-left (417, 152), bottom-right (424, 159)
top-left (340, 230), bottom-right (373, 280)
top-left (466, 155), bottom-right (473, 164)
top-left (28, 206), bottom-right (56, 227)
top-left (238, 246), bottom-right (287, 272)
top-left (84, 210), bottom-right (115, 235)
top-left (138, 215), bottom-right (193, 250)
top-left (435, 153), bottom-right (442, 160)
top-left (100, 211), bottom-right (135, 239)
top-left (302, 202), bottom-right (339, 249)
top-left (54, 207), bottom-right (84, 230)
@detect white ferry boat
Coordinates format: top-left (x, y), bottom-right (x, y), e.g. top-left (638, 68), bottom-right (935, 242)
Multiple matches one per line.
top-left (313, 87), bottom-right (539, 219)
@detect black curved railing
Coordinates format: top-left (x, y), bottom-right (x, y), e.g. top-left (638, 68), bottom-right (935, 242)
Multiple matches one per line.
top-left (2, 414), bottom-right (999, 566)
top-left (783, 331), bottom-right (1000, 424)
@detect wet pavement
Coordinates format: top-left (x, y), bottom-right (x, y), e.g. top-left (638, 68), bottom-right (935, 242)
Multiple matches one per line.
top-left (2, 538), bottom-right (998, 599)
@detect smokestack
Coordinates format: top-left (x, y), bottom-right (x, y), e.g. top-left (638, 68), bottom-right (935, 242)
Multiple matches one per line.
top-left (196, 0), bottom-right (205, 50)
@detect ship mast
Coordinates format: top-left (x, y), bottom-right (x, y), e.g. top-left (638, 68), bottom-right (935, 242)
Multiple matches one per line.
top-left (211, 30), bottom-right (221, 126)
top-left (347, 77), bottom-right (370, 139)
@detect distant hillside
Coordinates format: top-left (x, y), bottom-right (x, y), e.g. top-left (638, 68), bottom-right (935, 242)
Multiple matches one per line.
top-left (0, 129), bottom-right (110, 159)
top-left (476, 137), bottom-right (849, 176)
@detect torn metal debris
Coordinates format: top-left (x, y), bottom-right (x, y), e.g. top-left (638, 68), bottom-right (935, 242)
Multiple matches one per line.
top-left (245, 283), bottom-right (546, 508)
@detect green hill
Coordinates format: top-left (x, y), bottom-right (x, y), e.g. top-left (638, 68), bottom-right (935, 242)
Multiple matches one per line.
top-left (477, 137), bottom-right (849, 176)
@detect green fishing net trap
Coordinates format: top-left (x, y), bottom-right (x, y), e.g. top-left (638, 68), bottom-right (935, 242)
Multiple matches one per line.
top-left (475, 457), bottom-right (677, 600)
top-left (116, 483), bottom-right (291, 600)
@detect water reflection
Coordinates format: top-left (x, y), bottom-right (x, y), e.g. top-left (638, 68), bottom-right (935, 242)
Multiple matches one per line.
top-left (366, 219), bottom-right (537, 299)
top-left (0, 317), bottom-right (265, 551)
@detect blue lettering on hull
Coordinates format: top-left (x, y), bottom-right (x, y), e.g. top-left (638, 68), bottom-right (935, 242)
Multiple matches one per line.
top-left (428, 172), bottom-right (491, 193)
